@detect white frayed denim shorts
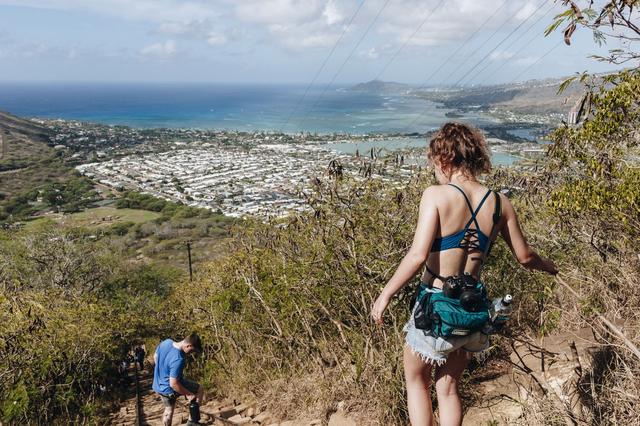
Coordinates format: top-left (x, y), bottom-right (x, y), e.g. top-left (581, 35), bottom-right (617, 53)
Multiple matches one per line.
top-left (404, 285), bottom-right (490, 366)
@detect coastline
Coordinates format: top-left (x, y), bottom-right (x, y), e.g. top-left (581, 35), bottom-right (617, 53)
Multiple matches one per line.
top-left (0, 81), bottom-right (559, 218)
top-left (36, 113), bottom-right (545, 219)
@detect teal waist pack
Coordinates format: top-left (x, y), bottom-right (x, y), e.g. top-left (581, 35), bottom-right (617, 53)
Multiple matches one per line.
top-left (413, 283), bottom-right (490, 337)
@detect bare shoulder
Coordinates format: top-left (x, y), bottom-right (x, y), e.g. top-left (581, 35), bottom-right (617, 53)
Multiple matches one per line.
top-left (422, 184), bottom-right (451, 197)
top-left (497, 191), bottom-right (516, 217)
top-left (420, 185), bottom-right (450, 205)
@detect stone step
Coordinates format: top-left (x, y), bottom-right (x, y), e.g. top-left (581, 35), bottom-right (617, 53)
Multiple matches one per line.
top-left (251, 411), bottom-right (272, 424)
top-left (227, 414), bottom-right (253, 425)
top-left (210, 406), bottom-right (237, 419)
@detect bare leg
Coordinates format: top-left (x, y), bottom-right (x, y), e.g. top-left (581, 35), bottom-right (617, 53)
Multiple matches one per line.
top-left (434, 349), bottom-right (470, 426)
top-left (403, 344), bottom-right (434, 426)
top-left (163, 405), bottom-right (175, 426)
top-left (196, 384), bottom-right (204, 404)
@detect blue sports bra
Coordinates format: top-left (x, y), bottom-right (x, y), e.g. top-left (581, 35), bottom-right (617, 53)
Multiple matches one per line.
top-left (430, 184), bottom-right (496, 253)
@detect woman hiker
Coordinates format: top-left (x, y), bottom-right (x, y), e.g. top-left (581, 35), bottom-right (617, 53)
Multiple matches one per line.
top-left (371, 122), bottom-right (558, 425)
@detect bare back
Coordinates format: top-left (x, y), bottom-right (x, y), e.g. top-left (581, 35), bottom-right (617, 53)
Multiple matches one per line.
top-left (421, 182), bottom-right (502, 286)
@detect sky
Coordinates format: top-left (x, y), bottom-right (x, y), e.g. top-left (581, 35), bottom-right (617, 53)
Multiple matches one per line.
top-left (0, 0), bottom-right (634, 85)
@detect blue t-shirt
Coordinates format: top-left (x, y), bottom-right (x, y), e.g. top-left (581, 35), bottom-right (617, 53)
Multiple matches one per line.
top-left (152, 339), bottom-right (185, 395)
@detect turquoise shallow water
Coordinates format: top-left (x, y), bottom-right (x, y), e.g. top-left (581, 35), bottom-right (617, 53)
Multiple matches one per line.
top-left (0, 82), bottom-right (519, 163)
top-left (0, 82), bottom-right (498, 134)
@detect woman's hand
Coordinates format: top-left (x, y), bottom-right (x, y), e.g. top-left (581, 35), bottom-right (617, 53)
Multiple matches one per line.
top-left (371, 293), bottom-right (391, 325)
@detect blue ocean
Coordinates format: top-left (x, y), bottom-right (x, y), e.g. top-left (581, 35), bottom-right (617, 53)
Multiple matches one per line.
top-left (0, 82), bottom-right (497, 134)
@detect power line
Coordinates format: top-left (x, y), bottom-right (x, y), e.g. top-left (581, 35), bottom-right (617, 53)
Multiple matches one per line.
top-left (372, 0), bottom-right (446, 81)
top-left (282, 0), bottom-right (367, 130)
top-left (297, 0), bottom-right (445, 132)
top-left (292, 0), bottom-right (392, 128)
top-left (507, 39), bottom-right (563, 84)
top-left (429, 2), bottom-right (528, 88)
top-left (410, 0), bottom-right (509, 92)
top-left (403, 0), bottom-right (550, 133)
top-left (450, 0), bottom-right (551, 87)
top-left (398, 1), bottom-right (510, 133)
top-left (460, 3), bottom-right (556, 86)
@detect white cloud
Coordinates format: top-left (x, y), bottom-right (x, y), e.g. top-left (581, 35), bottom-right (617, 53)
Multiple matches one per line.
top-left (235, 0), bottom-right (324, 25)
top-left (268, 23), bottom-right (340, 48)
top-left (140, 40), bottom-right (177, 58)
top-left (233, 0), bottom-right (349, 49)
top-left (490, 50), bottom-right (515, 61)
top-left (0, 0), bottom-right (565, 52)
top-left (323, 0), bottom-right (344, 26)
top-left (515, 1), bottom-right (539, 21)
top-left (206, 32), bottom-right (227, 46)
top-left (21, 42), bottom-right (50, 58)
top-left (0, 30), bottom-right (91, 60)
top-left (153, 19), bottom-right (237, 49)
top-left (374, 0), bottom-right (564, 48)
top-left (156, 21), bottom-right (202, 36)
top-left (360, 47), bottom-right (379, 59)
top-left (514, 55), bottom-right (539, 66)
top-left (0, 0), bottom-right (223, 23)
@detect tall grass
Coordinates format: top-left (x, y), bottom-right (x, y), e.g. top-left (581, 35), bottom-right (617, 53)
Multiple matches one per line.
top-left (172, 72), bottom-right (640, 424)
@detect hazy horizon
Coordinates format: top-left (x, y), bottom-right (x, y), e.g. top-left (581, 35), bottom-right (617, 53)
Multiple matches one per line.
top-left (0, 1), bottom-right (630, 85)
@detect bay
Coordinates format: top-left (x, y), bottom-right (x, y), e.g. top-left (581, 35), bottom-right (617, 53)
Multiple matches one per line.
top-left (0, 82), bottom-right (496, 134)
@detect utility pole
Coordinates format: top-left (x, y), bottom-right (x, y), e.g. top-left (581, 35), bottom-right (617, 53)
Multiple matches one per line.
top-left (186, 241), bottom-right (193, 281)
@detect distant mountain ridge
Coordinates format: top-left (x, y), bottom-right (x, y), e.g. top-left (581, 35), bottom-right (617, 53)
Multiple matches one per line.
top-left (348, 76), bottom-right (585, 115)
top-left (348, 79), bottom-right (412, 94)
top-left (0, 110), bottom-right (73, 210)
top-left (416, 77), bottom-right (585, 115)
top-left (0, 110), bottom-right (51, 142)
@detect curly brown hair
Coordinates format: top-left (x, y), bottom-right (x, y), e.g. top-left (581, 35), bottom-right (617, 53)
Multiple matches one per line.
top-left (427, 122), bottom-right (491, 177)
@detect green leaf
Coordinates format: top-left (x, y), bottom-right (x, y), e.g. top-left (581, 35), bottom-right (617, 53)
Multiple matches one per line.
top-left (557, 76), bottom-right (578, 94)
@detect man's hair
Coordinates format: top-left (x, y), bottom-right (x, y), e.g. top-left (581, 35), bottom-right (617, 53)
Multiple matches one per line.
top-left (428, 122), bottom-right (491, 177)
top-left (184, 333), bottom-right (202, 352)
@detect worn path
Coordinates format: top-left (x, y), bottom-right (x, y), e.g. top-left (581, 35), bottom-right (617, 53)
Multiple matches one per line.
top-left (110, 364), bottom-right (325, 426)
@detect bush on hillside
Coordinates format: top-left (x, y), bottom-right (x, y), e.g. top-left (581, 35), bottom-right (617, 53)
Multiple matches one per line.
top-left (0, 223), bottom-right (178, 423)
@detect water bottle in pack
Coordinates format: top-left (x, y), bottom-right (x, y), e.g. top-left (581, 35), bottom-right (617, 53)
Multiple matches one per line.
top-left (490, 294), bottom-right (513, 326)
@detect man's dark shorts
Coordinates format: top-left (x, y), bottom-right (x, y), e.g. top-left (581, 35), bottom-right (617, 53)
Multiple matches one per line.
top-left (159, 378), bottom-right (200, 407)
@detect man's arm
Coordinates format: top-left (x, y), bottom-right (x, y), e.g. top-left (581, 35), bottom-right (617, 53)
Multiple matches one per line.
top-left (169, 377), bottom-right (196, 399)
top-left (168, 358), bottom-right (195, 399)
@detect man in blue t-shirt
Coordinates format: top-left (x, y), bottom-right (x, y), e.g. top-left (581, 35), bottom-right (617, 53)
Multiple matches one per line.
top-left (152, 333), bottom-right (203, 426)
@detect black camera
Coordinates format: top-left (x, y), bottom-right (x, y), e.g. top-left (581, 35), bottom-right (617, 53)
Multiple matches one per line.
top-left (442, 273), bottom-right (484, 312)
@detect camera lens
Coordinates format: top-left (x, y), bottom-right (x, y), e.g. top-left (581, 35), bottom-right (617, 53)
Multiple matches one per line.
top-left (460, 290), bottom-right (483, 312)
top-left (443, 276), bottom-right (462, 298)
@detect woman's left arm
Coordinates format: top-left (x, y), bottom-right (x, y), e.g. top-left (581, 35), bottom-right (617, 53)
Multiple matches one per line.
top-left (371, 187), bottom-right (439, 325)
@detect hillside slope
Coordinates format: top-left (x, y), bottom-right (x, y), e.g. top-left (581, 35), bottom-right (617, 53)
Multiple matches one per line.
top-left (0, 110), bottom-right (51, 141)
top-left (0, 111), bottom-right (54, 172)
top-left (0, 111), bottom-right (78, 219)
top-left (414, 78), bottom-right (585, 115)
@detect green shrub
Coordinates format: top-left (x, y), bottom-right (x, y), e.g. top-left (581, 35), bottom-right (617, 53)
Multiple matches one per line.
top-left (0, 225), bottom-right (177, 423)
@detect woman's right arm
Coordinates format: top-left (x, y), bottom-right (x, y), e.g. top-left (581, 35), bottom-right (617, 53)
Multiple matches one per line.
top-left (499, 195), bottom-right (558, 275)
top-left (371, 186), bottom-right (439, 325)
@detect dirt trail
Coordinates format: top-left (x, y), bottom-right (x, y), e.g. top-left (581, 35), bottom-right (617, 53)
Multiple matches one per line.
top-left (110, 365), bottom-right (324, 426)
